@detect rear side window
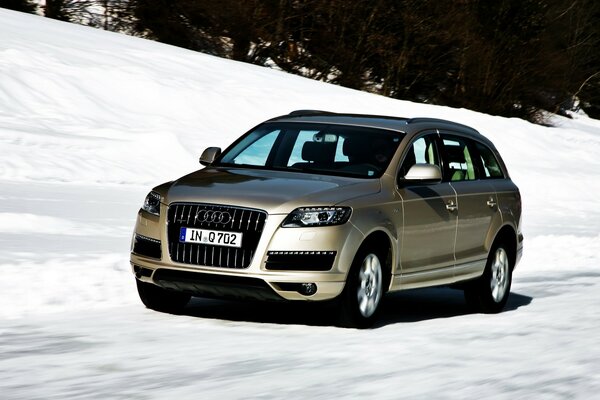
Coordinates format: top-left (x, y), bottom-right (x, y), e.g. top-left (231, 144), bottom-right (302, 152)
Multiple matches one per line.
top-left (475, 142), bottom-right (504, 179)
top-left (441, 136), bottom-right (476, 181)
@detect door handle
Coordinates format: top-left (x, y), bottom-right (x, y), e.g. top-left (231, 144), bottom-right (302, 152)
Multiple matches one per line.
top-left (486, 198), bottom-right (497, 208)
top-left (446, 200), bottom-right (458, 212)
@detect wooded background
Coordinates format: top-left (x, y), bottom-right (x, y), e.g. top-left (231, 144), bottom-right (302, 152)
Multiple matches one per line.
top-left (4, 0), bottom-right (600, 122)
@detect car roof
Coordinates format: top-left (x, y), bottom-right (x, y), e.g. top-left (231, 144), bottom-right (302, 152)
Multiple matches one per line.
top-left (268, 110), bottom-right (481, 137)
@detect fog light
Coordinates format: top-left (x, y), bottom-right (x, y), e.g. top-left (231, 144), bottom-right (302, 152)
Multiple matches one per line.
top-left (299, 283), bottom-right (317, 296)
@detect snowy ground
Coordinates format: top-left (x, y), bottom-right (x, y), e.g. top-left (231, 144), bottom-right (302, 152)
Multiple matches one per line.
top-left (1, 8), bottom-right (599, 399)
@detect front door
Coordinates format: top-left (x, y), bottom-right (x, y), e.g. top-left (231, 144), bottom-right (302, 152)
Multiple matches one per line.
top-left (440, 134), bottom-right (498, 270)
top-left (397, 132), bottom-right (458, 278)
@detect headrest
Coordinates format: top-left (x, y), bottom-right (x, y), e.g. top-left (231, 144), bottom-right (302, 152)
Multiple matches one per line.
top-left (344, 137), bottom-right (393, 164)
top-left (343, 137), bottom-right (368, 158)
top-left (445, 145), bottom-right (466, 164)
top-left (302, 141), bottom-right (333, 164)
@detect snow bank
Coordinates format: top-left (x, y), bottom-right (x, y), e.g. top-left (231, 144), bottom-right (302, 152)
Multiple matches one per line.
top-left (1, 8), bottom-right (600, 400)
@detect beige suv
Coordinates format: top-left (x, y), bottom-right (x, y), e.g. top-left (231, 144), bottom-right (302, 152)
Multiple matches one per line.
top-left (131, 111), bottom-right (523, 327)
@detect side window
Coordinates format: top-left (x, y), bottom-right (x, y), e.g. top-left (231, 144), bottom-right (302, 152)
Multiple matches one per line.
top-left (475, 142), bottom-right (504, 178)
top-left (441, 136), bottom-right (477, 181)
top-left (232, 130), bottom-right (279, 166)
top-left (398, 134), bottom-right (440, 178)
top-left (334, 136), bottom-right (349, 162)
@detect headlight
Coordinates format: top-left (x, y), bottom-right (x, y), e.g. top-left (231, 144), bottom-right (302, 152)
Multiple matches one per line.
top-left (142, 191), bottom-right (161, 216)
top-left (282, 207), bottom-right (352, 227)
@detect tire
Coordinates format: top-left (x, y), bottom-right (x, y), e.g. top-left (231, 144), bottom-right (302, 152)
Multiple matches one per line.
top-left (136, 279), bottom-right (191, 314)
top-left (464, 242), bottom-right (513, 313)
top-left (338, 248), bottom-right (385, 328)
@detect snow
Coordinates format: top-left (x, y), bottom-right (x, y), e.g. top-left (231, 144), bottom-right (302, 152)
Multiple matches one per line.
top-left (0, 8), bottom-right (599, 399)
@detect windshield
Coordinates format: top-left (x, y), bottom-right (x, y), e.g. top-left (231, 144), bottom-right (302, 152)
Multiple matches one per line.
top-left (217, 122), bottom-right (404, 178)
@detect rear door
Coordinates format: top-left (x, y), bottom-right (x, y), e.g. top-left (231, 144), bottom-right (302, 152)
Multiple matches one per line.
top-left (439, 133), bottom-right (498, 271)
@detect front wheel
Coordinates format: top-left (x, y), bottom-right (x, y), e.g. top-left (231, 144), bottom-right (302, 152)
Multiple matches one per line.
top-left (338, 250), bottom-right (385, 328)
top-left (464, 243), bottom-right (513, 313)
top-left (136, 279), bottom-right (191, 314)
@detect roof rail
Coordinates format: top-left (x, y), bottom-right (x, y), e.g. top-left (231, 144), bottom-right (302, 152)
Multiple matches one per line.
top-left (407, 117), bottom-right (480, 134)
top-left (288, 109), bottom-right (337, 117)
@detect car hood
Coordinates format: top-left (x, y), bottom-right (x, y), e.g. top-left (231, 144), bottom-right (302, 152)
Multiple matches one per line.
top-left (164, 167), bottom-right (381, 214)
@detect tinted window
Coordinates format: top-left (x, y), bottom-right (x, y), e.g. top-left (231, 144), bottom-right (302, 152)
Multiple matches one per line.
top-left (441, 136), bottom-right (476, 181)
top-left (218, 122), bottom-right (404, 179)
top-left (475, 142), bottom-right (504, 178)
top-left (230, 130), bottom-right (279, 166)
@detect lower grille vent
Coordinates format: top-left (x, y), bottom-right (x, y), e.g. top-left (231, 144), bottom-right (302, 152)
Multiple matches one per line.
top-left (133, 234), bottom-right (161, 259)
top-left (265, 251), bottom-right (336, 271)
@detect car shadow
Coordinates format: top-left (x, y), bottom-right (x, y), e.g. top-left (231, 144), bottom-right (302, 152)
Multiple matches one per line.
top-left (374, 287), bottom-right (532, 327)
top-left (182, 297), bottom-right (334, 327)
top-left (178, 287), bottom-right (533, 328)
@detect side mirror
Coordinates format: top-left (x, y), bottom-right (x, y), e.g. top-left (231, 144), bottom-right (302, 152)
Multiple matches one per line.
top-left (402, 164), bottom-right (442, 184)
top-left (199, 147), bottom-right (221, 166)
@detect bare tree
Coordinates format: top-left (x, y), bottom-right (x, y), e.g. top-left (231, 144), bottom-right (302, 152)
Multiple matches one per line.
top-left (0, 0), bottom-right (38, 13)
top-left (44, 0), bottom-right (135, 32)
top-left (44, 0), bottom-right (598, 122)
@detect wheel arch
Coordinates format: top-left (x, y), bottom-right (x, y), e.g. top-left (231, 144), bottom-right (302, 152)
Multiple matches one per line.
top-left (490, 224), bottom-right (518, 270)
top-left (354, 230), bottom-right (394, 292)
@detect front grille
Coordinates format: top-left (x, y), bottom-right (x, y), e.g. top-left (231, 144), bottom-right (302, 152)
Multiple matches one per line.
top-left (167, 203), bottom-right (267, 269)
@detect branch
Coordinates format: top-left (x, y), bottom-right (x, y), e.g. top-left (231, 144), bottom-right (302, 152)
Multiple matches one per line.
top-left (573, 70), bottom-right (600, 99)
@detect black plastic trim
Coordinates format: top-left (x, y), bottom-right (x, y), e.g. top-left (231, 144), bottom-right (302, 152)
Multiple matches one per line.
top-left (133, 234), bottom-right (162, 259)
top-left (265, 251), bottom-right (336, 271)
top-left (153, 269), bottom-right (284, 302)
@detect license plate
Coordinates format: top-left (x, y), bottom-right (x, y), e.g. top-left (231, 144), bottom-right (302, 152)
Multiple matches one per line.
top-left (179, 227), bottom-right (243, 248)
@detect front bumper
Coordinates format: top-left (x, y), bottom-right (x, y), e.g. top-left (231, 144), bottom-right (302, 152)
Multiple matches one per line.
top-left (130, 207), bottom-right (364, 301)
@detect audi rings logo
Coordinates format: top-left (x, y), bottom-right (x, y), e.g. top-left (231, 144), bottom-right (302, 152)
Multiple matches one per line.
top-left (195, 210), bottom-right (232, 225)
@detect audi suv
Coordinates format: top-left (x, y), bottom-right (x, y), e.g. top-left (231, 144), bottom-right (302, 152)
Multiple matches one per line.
top-left (131, 110), bottom-right (523, 327)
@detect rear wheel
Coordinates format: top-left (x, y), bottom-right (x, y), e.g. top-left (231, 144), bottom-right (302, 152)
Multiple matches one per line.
top-left (136, 279), bottom-right (191, 314)
top-left (338, 249), bottom-right (385, 328)
top-left (464, 243), bottom-right (513, 313)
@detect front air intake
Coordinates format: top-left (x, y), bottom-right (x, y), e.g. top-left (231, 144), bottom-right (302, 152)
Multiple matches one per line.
top-left (132, 234), bottom-right (162, 259)
top-left (265, 251), bottom-right (336, 271)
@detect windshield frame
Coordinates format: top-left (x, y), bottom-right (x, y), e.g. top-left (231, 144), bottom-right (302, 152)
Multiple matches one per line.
top-left (214, 122), bottom-right (405, 179)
